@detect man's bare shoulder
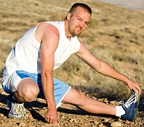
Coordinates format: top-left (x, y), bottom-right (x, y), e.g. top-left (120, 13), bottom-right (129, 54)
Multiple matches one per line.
top-left (38, 22), bottom-right (59, 34)
top-left (35, 22), bottom-right (59, 43)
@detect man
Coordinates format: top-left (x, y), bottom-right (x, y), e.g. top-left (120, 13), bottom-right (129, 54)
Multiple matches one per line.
top-left (1, 3), bottom-right (141, 125)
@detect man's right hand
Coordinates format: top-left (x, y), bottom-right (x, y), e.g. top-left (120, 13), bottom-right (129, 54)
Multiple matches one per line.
top-left (44, 108), bottom-right (58, 124)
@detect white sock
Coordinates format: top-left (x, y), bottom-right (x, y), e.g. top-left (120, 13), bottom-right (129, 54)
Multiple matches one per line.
top-left (116, 106), bottom-right (125, 117)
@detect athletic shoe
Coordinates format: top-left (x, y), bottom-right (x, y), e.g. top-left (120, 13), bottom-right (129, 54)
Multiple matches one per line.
top-left (121, 90), bottom-right (140, 121)
top-left (7, 95), bottom-right (26, 119)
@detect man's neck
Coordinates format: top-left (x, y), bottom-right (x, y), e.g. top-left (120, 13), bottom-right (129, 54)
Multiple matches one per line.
top-left (64, 20), bottom-right (72, 40)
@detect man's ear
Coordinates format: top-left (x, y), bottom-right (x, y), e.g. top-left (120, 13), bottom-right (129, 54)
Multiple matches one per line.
top-left (66, 12), bottom-right (71, 20)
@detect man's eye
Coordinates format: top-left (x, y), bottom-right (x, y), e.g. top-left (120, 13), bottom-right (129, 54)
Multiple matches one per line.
top-left (85, 22), bottom-right (89, 25)
top-left (78, 18), bottom-right (82, 21)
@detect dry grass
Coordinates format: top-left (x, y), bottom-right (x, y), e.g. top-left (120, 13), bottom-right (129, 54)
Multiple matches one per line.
top-left (0, 0), bottom-right (144, 100)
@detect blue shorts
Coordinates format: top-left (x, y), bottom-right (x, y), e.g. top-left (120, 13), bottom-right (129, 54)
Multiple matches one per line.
top-left (2, 70), bottom-right (71, 108)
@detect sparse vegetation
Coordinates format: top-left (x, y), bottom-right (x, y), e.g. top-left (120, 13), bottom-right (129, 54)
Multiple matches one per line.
top-left (0, 0), bottom-right (144, 98)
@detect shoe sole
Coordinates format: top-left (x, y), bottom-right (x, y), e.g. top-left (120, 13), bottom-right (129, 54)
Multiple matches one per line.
top-left (8, 113), bottom-right (25, 119)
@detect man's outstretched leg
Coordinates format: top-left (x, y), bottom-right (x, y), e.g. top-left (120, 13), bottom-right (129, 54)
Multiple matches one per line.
top-left (62, 88), bottom-right (140, 121)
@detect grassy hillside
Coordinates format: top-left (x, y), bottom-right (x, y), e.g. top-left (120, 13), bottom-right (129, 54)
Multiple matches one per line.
top-left (0, 0), bottom-right (144, 99)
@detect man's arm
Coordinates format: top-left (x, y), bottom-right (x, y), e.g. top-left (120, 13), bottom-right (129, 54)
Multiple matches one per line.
top-left (76, 41), bottom-right (141, 94)
top-left (35, 23), bottom-right (59, 124)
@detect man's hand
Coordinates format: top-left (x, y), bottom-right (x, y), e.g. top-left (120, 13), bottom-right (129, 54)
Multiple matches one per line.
top-left (44, 108), bottom-right (58, 124)
top-left (126, 80), bottom-right (141, 94)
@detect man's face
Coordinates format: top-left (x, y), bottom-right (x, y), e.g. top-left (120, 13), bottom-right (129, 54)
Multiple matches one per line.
top-left (67, 7), bottom-right (91, 36)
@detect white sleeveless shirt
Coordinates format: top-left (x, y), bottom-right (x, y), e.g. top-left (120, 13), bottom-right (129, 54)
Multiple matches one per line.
top-left (4, 21), bottom-right (80, 74)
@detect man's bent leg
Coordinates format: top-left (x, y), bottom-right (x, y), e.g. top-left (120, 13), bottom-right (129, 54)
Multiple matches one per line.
top-left (7, 78), bottom-right (40, 119)
top-left (2, 71), bottom-right (40, 119)
top-left (14, 78), bottom-right (40, 102)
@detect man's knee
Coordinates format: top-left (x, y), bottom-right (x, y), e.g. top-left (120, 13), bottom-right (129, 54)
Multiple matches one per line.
top-left (23, 86), bottom-right (39, 102)
top-left (17, 79), bottom-right (40, 102)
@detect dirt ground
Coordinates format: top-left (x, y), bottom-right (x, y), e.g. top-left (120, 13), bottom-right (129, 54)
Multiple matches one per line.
top-left (0, 80), bottom-right (144, 127)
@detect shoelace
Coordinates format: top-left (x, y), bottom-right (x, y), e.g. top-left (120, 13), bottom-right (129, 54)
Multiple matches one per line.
top-left (124, 91), bottom-right (136, 108)
top-left (10, 103), bottom-right (25, 116)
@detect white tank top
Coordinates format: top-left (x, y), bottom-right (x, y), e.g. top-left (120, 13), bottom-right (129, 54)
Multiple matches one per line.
top-left (4, 21), bottom-right (80, 74)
